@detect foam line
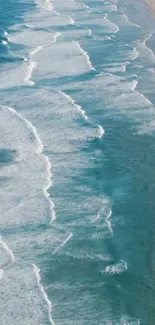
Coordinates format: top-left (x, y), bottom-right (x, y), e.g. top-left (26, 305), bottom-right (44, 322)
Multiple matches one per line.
top-left (3, 106), bottom-right (43, 153)
top-left (104, 13), bottom-right (119, 33)
top-left (90, 211), bottom-right (100, 223)
top-left (0, 235), bottom-right (15, 262)
top-left (44, 0), bottom-right (53, 11)
top-left (131, 80), bottom-right (138, 91)
top-left (53, 232), bottom-right (73, 254)
top-left (143, 32), bottom-right (155, 59)
top-left (24, 23), bottom-right (34, 28)
top-left (2, 106), bottom-right (56, 223)
top-left (97, 125), bottom-right (105, 138)
top-left (25, 46), bottom-right (43, 86)
top-left (132, 47), bottom-right (139, 60)
top-left (53, 10), bottom-right (60, 16)
top-left (0, 269), bottom-right (4, 280)
top-left (122, 11), bottom-right (140, 28)
top-left (1, 40), bottom-right (8, 46)
top-left (53, 32), bottom-right (61, 43)
top-left (36, 0), bottom-right (53, 11)
top-left (88, 29), bottom-right (92, 36)
top-left (75, 41), bottom-right (95, 71)
top-left (59, 91), bottom-right (88, 120)
top-left (43, 156), bottom-right (56, 223)
top-left (106, 209), bottom-right (113, 235)
top-left (82, 2), bottom-right (90, 9)
top-left (67, 16), bottom-right (74, 25)
top-left (33, 264), bottom-right (55, 325)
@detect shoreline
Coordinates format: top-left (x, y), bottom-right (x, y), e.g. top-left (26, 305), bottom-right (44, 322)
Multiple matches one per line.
top-left (140, 0), bottom-right (155, 18)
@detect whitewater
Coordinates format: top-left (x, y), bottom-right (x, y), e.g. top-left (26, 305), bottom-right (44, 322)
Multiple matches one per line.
top-left (1, 0), bottom-right (155, 324)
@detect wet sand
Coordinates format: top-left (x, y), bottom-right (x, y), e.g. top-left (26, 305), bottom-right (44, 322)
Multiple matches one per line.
top-left (141, 0), bottom-right (155, 17)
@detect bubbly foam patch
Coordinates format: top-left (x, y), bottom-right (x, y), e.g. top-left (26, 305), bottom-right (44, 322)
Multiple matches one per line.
top-left (35, 0), bottom-right (53, 11)
top-left (32, 41), bottom-right (94, 83)
top-left (101, 260), bottom-right (127, 275)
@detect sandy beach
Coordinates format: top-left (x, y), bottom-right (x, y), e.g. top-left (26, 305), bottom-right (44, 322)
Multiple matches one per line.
top-left (141, 0), bottom-right (155, 17)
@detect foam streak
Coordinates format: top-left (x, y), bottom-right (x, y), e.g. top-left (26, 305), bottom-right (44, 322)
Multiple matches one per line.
top-left (33, 264), bottom-right (55, 325)
top-left (0, 235), bottom-right (15, 262)
top-left (25, 46), bottom-right (43, 86)
top-left (97, 124), bottom-right (105, 138)
top-left (106, 209), bottom-right (113, 235)
top-left (54, 232), bottom-right (73, 254)
top-left (75, 41), bottom-right (95, 71)
top-left (59, 91), bottom-right (88, 120)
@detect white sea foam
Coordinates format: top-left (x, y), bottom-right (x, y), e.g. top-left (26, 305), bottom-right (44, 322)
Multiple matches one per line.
top-left (101, 260), bottom-right (127, 275)
top-left (131, 47), bottom-right (139, 60)
top-left (97, 125), bottom-right (105, 138)
top-left (4, 31), bottom-right (8, 36)
top-left (4, 106), bottom-right (43, 153)
top-left (106, 209), bottom-right (113, 235)
top-left (104, 13), bottom-right (119, 33)
top-left (24, 23), bottom-right (34, 28)
top-left (91, 230), bottom-right (109, 240)
top-left (2, 106), bottom-right (56, 223)
top-left (104, 64), bottom-right (127, 73)
top-left (118, 315), bottom-right (140, 325)
top-left (43, 157), bottom-right (56, 223)
top-left (102, 1), bottom-right (117, 12)
top-left (122, 11), bottom-right (140, 28)
top-left (35, 0), bottom-right (53, 11)
top-left (0, 269), bottom-right (4, 280)
top-left (53, 32), bottom-right (61, 43)
top-left (53, 232), bottom-right (73, 253)
top-left (49, 281), bottom-right (104, 291)
top-left (1, 40), bottom-right (8, 46)
top-left (134, 32), bottom-right (155, 67)
top-left (75, 41), bottom-right (95, 71)
top-left (80, 11), bottom-right (119, 35)
top-left (82, 3), bottom-right (90, 9)
top-left (33, 264), bottom-right (55, 325)
top-left (25, 46), bottom-right (43, 86)
top-left (91, 199), bottom-right (113, 235)
top-left (31, 41), bottom-right (92, 81)
top-left (53, 10), bottom-right (60, 15)
top-left (57, 249), bottom-right (111, 261)
top-left (59, 91), bottom-right (88, 120)
top-left (88, 28), bottom-right (92, 36)
top-left (131, 80), bottom-right (138, 91)
top-left (66, 15), bottom-right (74, 24)
top-left (0, 236), bottom-right (15, 263)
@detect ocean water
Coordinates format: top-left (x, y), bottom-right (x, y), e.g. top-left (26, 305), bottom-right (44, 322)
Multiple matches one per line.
top-left (1, 0), bottom-right (155, 324)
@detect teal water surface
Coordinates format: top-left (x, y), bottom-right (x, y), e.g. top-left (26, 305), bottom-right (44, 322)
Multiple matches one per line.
top-left (0, 0), bottom-right (155, 324)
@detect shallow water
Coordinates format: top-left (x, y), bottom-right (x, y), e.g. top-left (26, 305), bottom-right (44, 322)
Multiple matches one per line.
top-left (0, 0), bottom-right (155, 324)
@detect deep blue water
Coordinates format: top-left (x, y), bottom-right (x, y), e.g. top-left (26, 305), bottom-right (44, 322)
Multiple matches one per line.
top-left (0, 0), bottom-right (155, 324)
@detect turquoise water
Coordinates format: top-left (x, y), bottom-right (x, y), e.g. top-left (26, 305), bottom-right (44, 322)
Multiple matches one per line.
top-left (1, 0), bottom-right (155, 324)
